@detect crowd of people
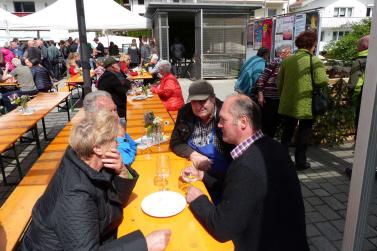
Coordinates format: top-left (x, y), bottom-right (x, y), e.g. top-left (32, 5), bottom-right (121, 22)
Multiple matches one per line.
top-left (4, 28), bottom-right (370, 250)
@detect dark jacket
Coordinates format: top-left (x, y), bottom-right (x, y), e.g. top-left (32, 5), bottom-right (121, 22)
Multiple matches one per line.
top-left (20, 146), bottom-right (147, 251)
top-left (98, 70), bottom-right (131, 118)
top-left (190, 136), bottom-right (309, 251)
top-left (30, 65), bottom-right (52, 91)
top-left (170, 98), bottom-right (232, 158)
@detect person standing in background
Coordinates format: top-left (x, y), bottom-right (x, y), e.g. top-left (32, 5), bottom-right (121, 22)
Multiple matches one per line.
top-left (170, 38), bottom-right (185, 78)
top-left (140, 37), bottom-right (151, 67)
top-left (257, 44), bottom-right (292, 138)
top-left (128, 39), bottom-right (140, 68)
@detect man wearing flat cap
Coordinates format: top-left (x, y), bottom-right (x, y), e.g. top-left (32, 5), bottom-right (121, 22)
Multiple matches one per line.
top-left (98, 57), bottom-right (131, 126)
top-left (170, 80), bottom-right (233, 203)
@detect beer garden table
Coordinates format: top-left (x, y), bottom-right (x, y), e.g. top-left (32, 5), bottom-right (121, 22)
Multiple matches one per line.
top-left (118, 94), bottom-right (234, 250)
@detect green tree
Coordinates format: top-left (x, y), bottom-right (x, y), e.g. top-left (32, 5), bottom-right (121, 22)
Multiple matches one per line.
top-left (325, 18), bottom-right (371, 65)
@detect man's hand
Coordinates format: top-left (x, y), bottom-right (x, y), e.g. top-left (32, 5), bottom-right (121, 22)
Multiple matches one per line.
top-left (181, 166), bottom-right (204, 182)
top-left (186, 186), bottom-right (204, 203)
top-left (189, 151), bottom-right (212, 171)
top-left (145, 229), bottom-right (171, 251)
top-left (102, 147), bottom-right (127, 176)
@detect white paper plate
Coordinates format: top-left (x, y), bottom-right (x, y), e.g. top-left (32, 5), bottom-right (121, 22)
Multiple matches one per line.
top-left (132, 95), bottom-right (147, 101)
top-left (141, 191), bottom-right (186, 217)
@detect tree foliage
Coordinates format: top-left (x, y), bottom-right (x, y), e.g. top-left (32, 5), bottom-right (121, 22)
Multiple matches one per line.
top-left (325, 18), bottom-right (371, 65)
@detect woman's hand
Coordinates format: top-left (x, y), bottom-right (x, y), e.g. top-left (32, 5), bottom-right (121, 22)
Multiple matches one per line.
top-left (146, 230), bottom-right (171, 251)
top-left (102, 147), bottom-right (126, 176)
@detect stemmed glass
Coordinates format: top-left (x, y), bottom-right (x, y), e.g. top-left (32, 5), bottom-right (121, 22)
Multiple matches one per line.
top-left (155, 154), bottom-right (171, 191)
top-left (141, 134), bottom-right (153, 160)
top-left (181, 160), bottom-right (199, 184)
top-left (153, 124), bottom-right (164, 152)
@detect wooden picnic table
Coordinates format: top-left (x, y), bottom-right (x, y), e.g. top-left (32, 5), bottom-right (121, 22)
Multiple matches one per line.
top-left (120, 94), bottom-right (234, 250)
top-left (130, 71), bottom-right (153, 80)
top-left (0, 92), bottom-right (71, 183)
top-left (0, 82), bottom-right (19, 87)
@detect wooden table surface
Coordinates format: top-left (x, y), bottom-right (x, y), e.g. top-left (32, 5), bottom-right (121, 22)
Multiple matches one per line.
top-left (0, 82), bottom-right (19, 87)
top-left (120, 95), bottom-right (234, 250)
top-left (67, 71), bottom-right (95, 83)
top-left (0, 92), bottom-right (71, 153)
top-left (130, 72), bottom-right (153, 80)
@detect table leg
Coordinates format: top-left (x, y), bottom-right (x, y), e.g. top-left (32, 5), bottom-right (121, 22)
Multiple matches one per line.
top-left (32, 126), bottom-right (42, 156)
top-left (0, 155), bottom-right (8, 184)
top-left (42, 118), bottom-right (48, 140)
top-left (11, 144), bottom-right (22, 180)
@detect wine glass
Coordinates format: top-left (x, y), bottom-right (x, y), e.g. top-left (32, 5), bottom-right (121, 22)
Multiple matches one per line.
top-left (141, 134), bottom-right (153, 160)
top-left (155, 155), bottom-right (171, 191)
top-left (181, 160), bottom-right (199, 184)
top-left (155, 124), bottom-right (164, 152)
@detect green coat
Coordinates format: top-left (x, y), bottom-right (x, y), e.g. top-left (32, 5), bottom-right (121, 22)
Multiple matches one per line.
top-left (277, 49), bottom-right (328, 119)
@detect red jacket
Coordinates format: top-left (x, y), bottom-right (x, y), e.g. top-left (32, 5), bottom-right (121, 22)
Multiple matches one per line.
top-left (151, 73), bottom-right (184, 111)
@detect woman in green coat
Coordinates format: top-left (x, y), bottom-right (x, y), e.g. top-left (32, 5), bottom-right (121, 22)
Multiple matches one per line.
top-left (277, 30), bottom-right (328, 170)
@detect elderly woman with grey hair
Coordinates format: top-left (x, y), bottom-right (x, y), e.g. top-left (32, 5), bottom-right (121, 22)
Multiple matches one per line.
top-left (20, 109), bottom-right (171, 250)
top-left (151, 60), bottom-right (184, 111)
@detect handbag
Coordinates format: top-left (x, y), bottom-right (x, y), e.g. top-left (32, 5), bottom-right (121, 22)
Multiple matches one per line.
top-left (308, 53), bottom-right (328, 115)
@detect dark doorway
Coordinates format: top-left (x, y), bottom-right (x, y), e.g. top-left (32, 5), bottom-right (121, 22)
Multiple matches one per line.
top-left (168, 12), bottom-right (195, 61)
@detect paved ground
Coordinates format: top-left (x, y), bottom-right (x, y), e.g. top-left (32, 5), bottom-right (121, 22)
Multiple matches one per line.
top-left (1, 78), bottom-right (376, 251)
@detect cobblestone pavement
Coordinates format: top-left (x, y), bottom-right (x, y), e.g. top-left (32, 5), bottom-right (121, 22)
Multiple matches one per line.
top-left (1, 79), bottom-right (376, 251)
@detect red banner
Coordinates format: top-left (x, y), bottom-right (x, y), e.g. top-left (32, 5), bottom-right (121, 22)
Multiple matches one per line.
top-left (262, 19), bottom-right (273, 50)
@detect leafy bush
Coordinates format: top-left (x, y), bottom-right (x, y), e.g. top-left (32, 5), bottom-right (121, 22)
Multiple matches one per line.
top-left (325, 18), bottom-right (371, 65)
top-left (312, 78), bottom-right (355, 146)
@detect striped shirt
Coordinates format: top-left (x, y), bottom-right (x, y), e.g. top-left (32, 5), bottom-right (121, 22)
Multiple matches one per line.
top-left (257, 57), bottom-right (282, 99)
top-left (230, 130), bottom-right (264, 159)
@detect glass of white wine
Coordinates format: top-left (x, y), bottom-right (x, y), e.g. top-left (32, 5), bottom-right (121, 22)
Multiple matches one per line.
top-left (181, 160), bottom-right (199, 185)
top-left (155, 154), bottom-right (171, 191)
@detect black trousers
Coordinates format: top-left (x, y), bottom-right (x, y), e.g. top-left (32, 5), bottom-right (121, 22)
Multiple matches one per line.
top-left (261, 97), bottom-right (281, 138)
top-left (281, 116), bottom-right (313, 166)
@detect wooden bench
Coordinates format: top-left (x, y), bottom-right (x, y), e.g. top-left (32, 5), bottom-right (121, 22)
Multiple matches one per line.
top-left (0, 111), bottom-right (82, 251)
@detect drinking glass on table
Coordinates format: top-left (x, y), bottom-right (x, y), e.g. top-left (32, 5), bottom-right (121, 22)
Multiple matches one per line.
top-left (141, 134), bottom-right (153, 160)
top-left (155, 154), bottom-right (171, 191)
top-left (181, 160), bottom-right (200, 184)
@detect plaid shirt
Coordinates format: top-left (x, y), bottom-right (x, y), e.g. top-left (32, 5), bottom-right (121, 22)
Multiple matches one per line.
top-left (256, 57), bottom-right (282, 99)
top-left (230, 130), bottom-right (264, 159)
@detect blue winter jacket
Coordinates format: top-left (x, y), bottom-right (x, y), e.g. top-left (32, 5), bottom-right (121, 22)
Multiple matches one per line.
top-left (235, 55), bottom-right (266, 96)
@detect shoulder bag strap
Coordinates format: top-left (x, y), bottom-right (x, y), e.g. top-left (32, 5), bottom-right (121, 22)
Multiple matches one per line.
top-left (307, 52), bottom-right (315, 89)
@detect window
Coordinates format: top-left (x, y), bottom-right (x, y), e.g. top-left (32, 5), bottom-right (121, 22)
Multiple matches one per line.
top-left (334, 7), bottom-right (353, 17)
top-left (13, 1), bottom-right (35, 12)
top-left (367, 7), bottom-right (373, 17)
top-left (138, 0), bottom-right (144, 4)
top-left (332, 31), bottom-right (337, 41)
top-left (320, 31), bottom-right (324, 42)
top-left (338, 31), bottom-right (344, 39)
top-left (267, 9), bottom-right (277, 17)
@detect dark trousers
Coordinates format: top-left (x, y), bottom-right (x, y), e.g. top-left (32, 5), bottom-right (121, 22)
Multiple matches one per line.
top-left (281, 116), bottom-right (313, 166)
top-left (261, 98), bottom-right (281, 138)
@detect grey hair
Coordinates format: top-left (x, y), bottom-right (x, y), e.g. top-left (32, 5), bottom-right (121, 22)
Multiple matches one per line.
top-left (157, 60), bottom-right (171, 73)
top-left (228, 93), bottom-right (262, 130)
top-left (83, 90), bottom-right (112, 113)
top-left (275, 44), bottom-right (292, 54)
top-left (11, 58), bottom-right (21, 67)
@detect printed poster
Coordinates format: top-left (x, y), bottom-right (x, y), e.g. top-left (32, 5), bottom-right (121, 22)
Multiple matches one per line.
top-left (254, 20), bottom-right (263, 49)
top-left (274, 15), bottom-right (294, 52)
top-left (262, 19), bottom-right (273, 50)
top-left (246, 22), bottom-right (254, 48)
top-left (294, 13), bottom-right (306, 39)
top-left (294, 13), bottom-right (306, 51)
top-left (306, 11), bottom-right (319, 30)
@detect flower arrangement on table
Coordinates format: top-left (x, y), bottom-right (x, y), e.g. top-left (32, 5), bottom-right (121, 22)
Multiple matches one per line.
top-left (132, 82), bottom-right (150, 96)
top-left (143, 111), bottom-right (169, 136)
top-left (9, 94), bottom-right (29, 111)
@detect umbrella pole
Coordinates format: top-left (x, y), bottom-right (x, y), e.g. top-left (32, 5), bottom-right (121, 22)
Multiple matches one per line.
top-left (75, 0), bottom-right (92, 96)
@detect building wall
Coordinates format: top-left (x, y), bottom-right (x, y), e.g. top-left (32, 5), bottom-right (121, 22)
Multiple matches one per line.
top-left (1, 0), bottom-right (56, 13)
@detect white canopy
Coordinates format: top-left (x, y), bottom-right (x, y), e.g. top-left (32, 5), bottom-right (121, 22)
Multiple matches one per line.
top-left (0, 8), bottom-right (21, 30)
top-left (10, 0), bottom-right (151, 31)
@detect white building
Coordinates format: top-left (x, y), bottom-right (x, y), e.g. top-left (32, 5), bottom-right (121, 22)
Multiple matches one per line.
top-left (289, 0), bottom-right (373, 51)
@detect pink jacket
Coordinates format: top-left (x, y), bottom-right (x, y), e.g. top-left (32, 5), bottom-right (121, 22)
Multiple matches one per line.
top-left (1, 48), bottom-right (15, 71)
